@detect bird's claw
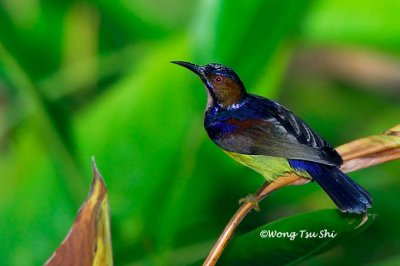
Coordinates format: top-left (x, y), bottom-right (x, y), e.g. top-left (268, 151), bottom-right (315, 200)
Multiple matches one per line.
top-left (239, 194), bottom-right (260, 212)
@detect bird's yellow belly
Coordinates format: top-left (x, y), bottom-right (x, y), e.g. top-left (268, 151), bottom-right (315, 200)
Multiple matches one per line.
top-left (223, 151), bottom-right (311, 182)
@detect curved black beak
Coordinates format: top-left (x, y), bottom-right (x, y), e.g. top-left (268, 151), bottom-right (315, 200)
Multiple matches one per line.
top-left (171, 61), bottom-right (204, 76)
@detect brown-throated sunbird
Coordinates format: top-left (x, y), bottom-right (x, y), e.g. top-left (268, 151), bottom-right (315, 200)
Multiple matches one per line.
top-left (172, 61), bottom-right (372, 214)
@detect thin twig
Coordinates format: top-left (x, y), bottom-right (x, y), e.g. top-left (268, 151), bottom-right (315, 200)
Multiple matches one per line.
top-left (203, 124), bottom-right (400, 266)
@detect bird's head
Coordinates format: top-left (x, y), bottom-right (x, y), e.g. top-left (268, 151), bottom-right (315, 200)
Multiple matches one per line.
top-left (172, 61), bottom-right (247, 109)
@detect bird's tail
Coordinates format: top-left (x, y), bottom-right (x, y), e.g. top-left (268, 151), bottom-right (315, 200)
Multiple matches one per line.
top-left (289, 160), bottom-right (372, 214)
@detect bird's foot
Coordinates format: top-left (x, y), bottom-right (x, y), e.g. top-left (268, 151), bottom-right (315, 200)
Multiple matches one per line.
top-left (239, 194), bottom-right (260, 212)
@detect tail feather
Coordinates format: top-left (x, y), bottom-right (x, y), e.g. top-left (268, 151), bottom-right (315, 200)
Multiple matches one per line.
top-left (289, 160), bottom-right (372, 214)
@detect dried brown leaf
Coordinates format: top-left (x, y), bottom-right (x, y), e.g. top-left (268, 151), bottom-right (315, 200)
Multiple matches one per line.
top-left (337, 124), bottom-right (400, 172)
top-left (45, 159), bottom-right (113, 266)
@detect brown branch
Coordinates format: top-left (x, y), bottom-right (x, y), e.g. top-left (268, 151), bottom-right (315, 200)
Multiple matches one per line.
top-left (203, 124), bottom-right (400, 266)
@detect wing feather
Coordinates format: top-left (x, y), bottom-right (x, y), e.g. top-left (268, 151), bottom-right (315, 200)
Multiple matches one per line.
top-left (205, 95), bottom-right (343, 166)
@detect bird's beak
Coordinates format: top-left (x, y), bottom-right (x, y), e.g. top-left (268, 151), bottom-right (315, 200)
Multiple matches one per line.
top-left (171, 61), bottom-right (204, 76)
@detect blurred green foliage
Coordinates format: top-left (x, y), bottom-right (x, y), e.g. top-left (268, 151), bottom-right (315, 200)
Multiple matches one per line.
top-left (0, 0), bottom-right (399, 265)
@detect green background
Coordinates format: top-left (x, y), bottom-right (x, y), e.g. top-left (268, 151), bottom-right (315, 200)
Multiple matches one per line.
top-left (0, 0), bottom-right (399, 265)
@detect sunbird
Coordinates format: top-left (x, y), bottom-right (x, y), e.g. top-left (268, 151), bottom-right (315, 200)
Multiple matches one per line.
top-left (172, 61), bottom-right (372, 214)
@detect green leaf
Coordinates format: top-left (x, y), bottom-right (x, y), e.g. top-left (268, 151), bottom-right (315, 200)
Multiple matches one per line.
top-left (302, 0), bottom-right (400, 52)
top-left (220, 209), bottom-right (374, 265)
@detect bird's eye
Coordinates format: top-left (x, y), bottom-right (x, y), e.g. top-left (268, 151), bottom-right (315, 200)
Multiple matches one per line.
top-left (213, 76), bottom-right (224, 84)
